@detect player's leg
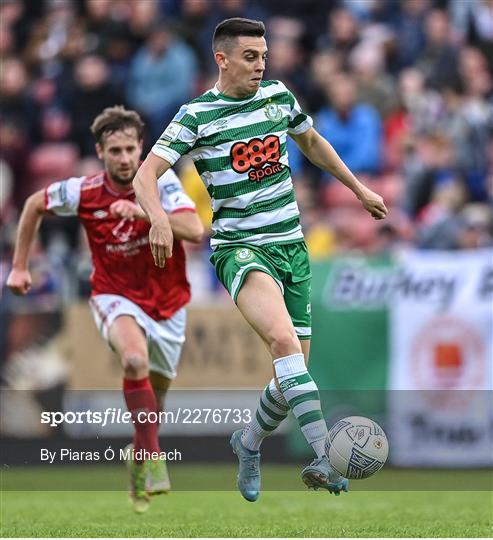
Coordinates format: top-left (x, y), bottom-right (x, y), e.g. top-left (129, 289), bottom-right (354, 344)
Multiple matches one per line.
top-left (108, 315), bottom-right (161, 458)
top-left (145, 370), bottom-right (172, 495)
top-left (149, 370), bottom-right (172, 412)
top-left (241, 289), bottom-right (313, 453)
top-left (89, 295), bottom-right (169, 511)
top-left (242, 341), bottom-right (311, 455)
top-left (143, 306), bottom-right (187, 495)
top-left (282, 277), bottom-right (348, 494)
top-left (228, 270), bottom-right (298, 501)
top-left (236, 272), bottom-right (327, 453)
top-left (301, 339), bottom-right (310, 365)
top-left (211, 245), bottom-right (345, 498)
top-left (240, 378), bottom-right (290, 452)
top-left (107, 315), bottom-right (161, 512)
top-left (236, 271), bottom-right (347, 495)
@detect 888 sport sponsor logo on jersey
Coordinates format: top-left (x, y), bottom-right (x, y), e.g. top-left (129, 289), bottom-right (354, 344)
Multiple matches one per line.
top-left (230, 135), bottom-right (284, 182)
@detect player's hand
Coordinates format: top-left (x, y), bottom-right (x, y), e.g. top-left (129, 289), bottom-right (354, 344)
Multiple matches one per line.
top-left (6, 268), bottom-right (32, 295)
top-left (358, 186), bottom-right (388, 220)
top-left (109, 200), bottom-right (144, 220)
top-left (149, 215), bottom-right (173, 268)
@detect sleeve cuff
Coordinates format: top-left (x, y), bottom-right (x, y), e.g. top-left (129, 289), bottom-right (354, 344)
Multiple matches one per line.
top-left (287, 117), bottom-right (313, 136)
top-left (170, 207), bottom-right (196, 214)
top-left (151, 146), bottom-right (180, 166)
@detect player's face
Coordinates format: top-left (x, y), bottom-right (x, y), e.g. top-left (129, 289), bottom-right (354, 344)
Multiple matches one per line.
top-left (96, 128), bottom-right (143, 186)
top-left (220, 36), bottom-right (267, 96)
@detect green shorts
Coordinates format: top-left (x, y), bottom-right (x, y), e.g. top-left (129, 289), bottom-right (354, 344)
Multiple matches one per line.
top-left (210, 241), bottom-right (312, 340)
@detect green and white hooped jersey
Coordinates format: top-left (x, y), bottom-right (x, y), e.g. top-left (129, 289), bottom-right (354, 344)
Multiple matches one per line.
top-left (151, 80), bottom-right (313, 249)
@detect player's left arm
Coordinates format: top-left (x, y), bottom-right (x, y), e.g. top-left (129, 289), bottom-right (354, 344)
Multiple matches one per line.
top-left (291, 127), bottom-right (388, 220)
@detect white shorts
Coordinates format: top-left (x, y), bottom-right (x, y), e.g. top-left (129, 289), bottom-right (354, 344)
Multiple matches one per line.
top-left (89, 294), bottom-right (186, 379)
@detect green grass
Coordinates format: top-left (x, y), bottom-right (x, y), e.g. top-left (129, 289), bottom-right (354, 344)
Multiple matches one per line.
top-left (1, 466), bottom-right (492, 537)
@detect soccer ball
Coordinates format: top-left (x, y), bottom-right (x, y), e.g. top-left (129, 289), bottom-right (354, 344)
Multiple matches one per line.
top-left (325, 416), bottom-right (388, 479)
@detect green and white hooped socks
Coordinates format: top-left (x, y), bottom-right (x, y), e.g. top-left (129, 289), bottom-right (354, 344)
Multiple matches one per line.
top-left (274, 353), bottom-right (328, 458)
top-left (241, 378), bottom-right (290, 452)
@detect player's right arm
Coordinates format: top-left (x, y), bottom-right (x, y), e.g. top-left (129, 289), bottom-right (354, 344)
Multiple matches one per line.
top-left (134, 104), bottom-right (199, 268)
top-left (7, 189), bottom-right (46, 295)
top-left (8, 176), bottom-right (82, 295)
top-left (133, 152), bottom-right (174, 268)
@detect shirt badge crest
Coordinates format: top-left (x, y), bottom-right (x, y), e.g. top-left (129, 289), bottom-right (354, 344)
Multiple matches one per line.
top-left (264, 102), bottom-right (282, 121)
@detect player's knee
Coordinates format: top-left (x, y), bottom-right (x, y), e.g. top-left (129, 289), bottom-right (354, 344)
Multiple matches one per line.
top-left (121, 352), bottom-right (149, 378)
top-left (270, 329), bottom-right (301, 358)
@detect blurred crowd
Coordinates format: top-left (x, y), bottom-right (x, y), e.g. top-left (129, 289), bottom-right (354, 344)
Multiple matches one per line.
top-left (1, 0), bottom-right (493, 302)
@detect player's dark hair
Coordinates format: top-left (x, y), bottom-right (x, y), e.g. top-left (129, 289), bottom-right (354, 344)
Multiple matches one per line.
top-left (90, 105), bottom-right (145, 146)
top-left (212, 17), bottom-right (265, 53)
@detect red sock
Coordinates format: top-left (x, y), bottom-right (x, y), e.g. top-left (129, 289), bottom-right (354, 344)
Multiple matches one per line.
top-left (123, 377), bottom-right (160, 459)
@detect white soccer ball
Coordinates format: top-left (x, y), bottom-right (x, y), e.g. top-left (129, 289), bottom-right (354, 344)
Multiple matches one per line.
top-left (325, 416), bottom-right (389, 479)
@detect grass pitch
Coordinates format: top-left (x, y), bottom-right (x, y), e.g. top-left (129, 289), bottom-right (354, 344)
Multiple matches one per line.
top-left (1, 465), bottom-right (491, 537)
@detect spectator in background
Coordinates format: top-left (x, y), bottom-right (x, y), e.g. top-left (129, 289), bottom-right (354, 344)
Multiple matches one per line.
top-left (317, 7), bottom-right (361, 69)
top-left (126, 0), bottom-right (162, 46)
top-left (391, 0), bottom-right (429, 69)
top-left (457, 204), bottom-right (493, 249)
top-left (416, 9), bottom-right (460, 91)
top-left (304, 50), bottom-right (341, 114)
top-left (397, 68), bottom-right (442, 134)
top-left (403, 132), bottom-right (462, 220)
top-left (31, 76), bottom-right (64, 136)
top-left (383, 67), bottom-right (443, 170)
top-left (455, 47), bottom-right (493, 201)
top-left (459, 46), bottom-right (490, 88)
top-left (126, 23), bottom-right (197, 142)
top-left (0, 0), bottom-right (27, 48)
top-left (449, 0), bottom-right (493, 72)
top-left (22, 0), bottom-right (77, 76)
top-left (38, 107), bottom-right (72, 144)
top-left (0, 57), bottom-right (34, 208)
top-left (84, 0), bottom-right (126, 55)
top-left (66, 54), bottom-right (124, 156)
top-left (0, 1), bottom-right (20, 58)
top-left (317, 73), bottom-right (382, 177)
top-left (264, 17), bottom-right (307, 97)
top-left (0, 57), bottom-right (35, 140)
top-left (349, 40), bottom-right (396, 119)
top-left (417, 178), bottom-right (468, 250)
top-left (176, 0), bottom-right (213, 71)
top-left (83, 0), bottom-right (135, 88)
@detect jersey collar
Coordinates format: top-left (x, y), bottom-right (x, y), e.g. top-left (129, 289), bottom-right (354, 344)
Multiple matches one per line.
top-left (103, 171), bottom-right (134, 197)
top-left (212, 83), bottom-right (258, 102)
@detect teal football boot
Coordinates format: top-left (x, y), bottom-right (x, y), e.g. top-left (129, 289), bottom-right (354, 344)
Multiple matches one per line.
top-left (301, 456), bottom-right (349, 495)
top-left (230, 430), bottom-right (261, 502)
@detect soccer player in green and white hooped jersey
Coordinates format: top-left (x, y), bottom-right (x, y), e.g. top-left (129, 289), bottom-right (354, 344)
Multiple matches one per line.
top-left (133, 17), bottom-right (388, 501)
